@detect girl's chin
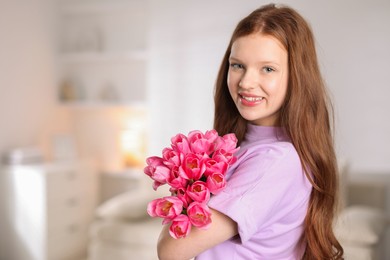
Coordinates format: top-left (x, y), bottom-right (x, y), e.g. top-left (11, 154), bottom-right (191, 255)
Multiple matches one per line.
top-left (239, 114), bottom-right (278, 126)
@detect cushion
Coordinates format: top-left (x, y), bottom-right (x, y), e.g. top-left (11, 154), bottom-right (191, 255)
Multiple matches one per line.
top-left (89, 218), bottom-right (163, 246)
top-left (337, 159), bottom-right (349, 209)
top-left (334, 205), bottom-right (386, 245)
top-left (89, 239), bottom-right (159, 260)
top-left (342, 244), bottom-right (375, 260)
top-left (96, 183), bottom-right (170, 221)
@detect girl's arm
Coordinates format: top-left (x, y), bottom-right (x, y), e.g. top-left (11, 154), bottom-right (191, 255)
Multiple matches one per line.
top-left (157, 208), bottom-right (238, 260)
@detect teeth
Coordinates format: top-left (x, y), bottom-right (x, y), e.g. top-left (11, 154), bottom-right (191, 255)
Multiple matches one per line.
top-left (241, 96), bottom-right (263, 102)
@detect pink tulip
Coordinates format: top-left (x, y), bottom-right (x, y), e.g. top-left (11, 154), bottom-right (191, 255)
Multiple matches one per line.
top-left (212, 149), bottom-right (237, 165)
top-left (144, 156), bottom-right (170, 184)
top-left (144, 156), bottom-right (162, 179)
top-left (147, 196), bottom-right (183, 220)
top-left (167, 165), bottom-right (188, 190)
top-left (203, 158), bottom-right (228, 177)
top-left (187, 130), bottom-right (204, 142)
top-left (145, 156), bottom-right (164, 168)
top-left (171, 133), bottom-right (191, 154)
top-left (187, 202), bottom-right (212, 229)
top-left (143, 130), bottom-right (239, 239)
top-left (152, 180), bottom-right (164, 191)
top-left (176, 187), bottom-right (193, 208)
top-left (206, 172), bottom-right (226, 194)
top-left (204, 129), bottom-right (219, 143)
top-left (162, 148), bottom-right (183, 168)
top-left (146, 164), bottom-right (170, 183)
top-left (188, 130), bottom-right (215, 155)
top-left (179, 153), bottom-right (206, 181)
top-left (215, 134), bottom-right (240, 154)
top-left (169, 214), bottom-right (192, 239)
top-left (187, 181), bottom-right (210, 203)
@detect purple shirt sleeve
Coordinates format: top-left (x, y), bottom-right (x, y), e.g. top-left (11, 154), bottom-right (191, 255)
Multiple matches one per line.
top-left (208, 142), bottom-right (311, 244)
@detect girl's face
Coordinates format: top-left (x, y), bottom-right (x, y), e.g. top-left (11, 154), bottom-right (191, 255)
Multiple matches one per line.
top-left (227, 33), bottom-right (288, 126)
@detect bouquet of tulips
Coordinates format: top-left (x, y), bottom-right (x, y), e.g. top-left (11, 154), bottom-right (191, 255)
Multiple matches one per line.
top-left (144, 129), bottom-right (239, 239)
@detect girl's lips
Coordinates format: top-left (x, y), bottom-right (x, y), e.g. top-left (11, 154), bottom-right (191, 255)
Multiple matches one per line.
top-left (239, 94), bottom-right (264, 106)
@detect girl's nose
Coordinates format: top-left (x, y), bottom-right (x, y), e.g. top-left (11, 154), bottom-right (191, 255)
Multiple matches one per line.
top-left (239, 70), bottom-right (259, 90)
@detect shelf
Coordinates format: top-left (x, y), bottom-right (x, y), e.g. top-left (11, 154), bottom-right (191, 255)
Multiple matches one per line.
top-left (102, 168), bottom-right (144, 179)
top-left (56, 0), bottom-right (149, 109)
top-left (59, 100), bottom-right (147, 110)
top-left (59, 50), bottom-right (149, 64)
top-left (59, 1), bottom-right (144, 15)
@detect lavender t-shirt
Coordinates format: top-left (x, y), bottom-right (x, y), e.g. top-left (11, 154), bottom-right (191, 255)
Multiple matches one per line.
top-left (196, 124), bottom-right (312, 260)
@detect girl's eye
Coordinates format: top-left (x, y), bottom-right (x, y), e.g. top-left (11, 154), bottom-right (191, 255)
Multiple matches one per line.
top-left (230, 63), bottom-right (244, 69)
top-left (263, 66), bottom-right (275, 73)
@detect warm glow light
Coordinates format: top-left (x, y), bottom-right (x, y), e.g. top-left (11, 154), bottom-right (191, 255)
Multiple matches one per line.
top-left (120, 112), bottom-right (147, 168)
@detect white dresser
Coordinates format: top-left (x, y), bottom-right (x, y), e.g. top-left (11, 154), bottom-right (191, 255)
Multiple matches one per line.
top-left (0, 160), bottom-right (99, 260)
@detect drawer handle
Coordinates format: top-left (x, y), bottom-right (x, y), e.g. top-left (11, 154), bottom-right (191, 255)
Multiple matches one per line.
top-left (67, 198), bottom-right (79, 206)
top-left (68, 224), bottom-right (79, 233)
top-left (67, 172), bottom-right (78, 180)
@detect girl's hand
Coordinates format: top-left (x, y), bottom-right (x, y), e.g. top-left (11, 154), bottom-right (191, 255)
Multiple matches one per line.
top-left (157, 208), bottom-right (238, 260)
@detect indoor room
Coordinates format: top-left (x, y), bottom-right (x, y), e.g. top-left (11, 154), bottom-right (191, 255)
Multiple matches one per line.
top-left (0, 0), bottom-right (389, 259)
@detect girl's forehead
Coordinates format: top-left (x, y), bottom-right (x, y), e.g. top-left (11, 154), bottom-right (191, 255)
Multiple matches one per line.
top-left (230, 34), bottom-right (288, 64)
top-left (232, 33), bottom-right (286, 52)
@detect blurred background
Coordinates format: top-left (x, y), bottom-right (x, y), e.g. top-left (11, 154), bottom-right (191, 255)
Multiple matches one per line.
top-left (0, 0), bottom-right (389, 259)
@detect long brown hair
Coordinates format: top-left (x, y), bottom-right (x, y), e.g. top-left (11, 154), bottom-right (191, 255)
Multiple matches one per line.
top-left (214, 4), bottom-right (343, 259)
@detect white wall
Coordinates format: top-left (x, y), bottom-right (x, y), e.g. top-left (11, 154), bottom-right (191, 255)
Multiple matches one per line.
top-left (0, 0), bottom-right (73, 258)
top-left (0, 0), bottom-right (73, 160)
top-left (294, 0), bottom-right (390, 174)
top-left (147, 0), bottom-right (390, 174)
top-left (0, 0), bottom-right (389, 171)
top-left (0, 1), bottom-right (388, 256)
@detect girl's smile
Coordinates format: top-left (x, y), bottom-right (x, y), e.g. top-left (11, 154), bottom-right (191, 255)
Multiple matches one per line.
top-left (238, 92), bottom-right (264, 106)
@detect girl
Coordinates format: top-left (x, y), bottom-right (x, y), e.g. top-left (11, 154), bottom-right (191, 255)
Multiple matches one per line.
top-left (157, 3), bottom-right (343, 259)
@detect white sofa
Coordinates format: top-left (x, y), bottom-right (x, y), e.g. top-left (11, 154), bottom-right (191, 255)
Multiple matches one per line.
top-left (334, 206), bottom-right (387, 260)
top-left (88, 178), bottom-right (169, 260)
top-left (334, 175), bottom-right (389, 259)
top-left (88, 166), bottom-right (389, 260)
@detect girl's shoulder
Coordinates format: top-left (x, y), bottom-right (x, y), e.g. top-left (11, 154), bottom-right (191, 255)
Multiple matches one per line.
top-left (237, 138), bottom-right (297, 164)
top-left (227, 140), bottom-right (302, 188)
